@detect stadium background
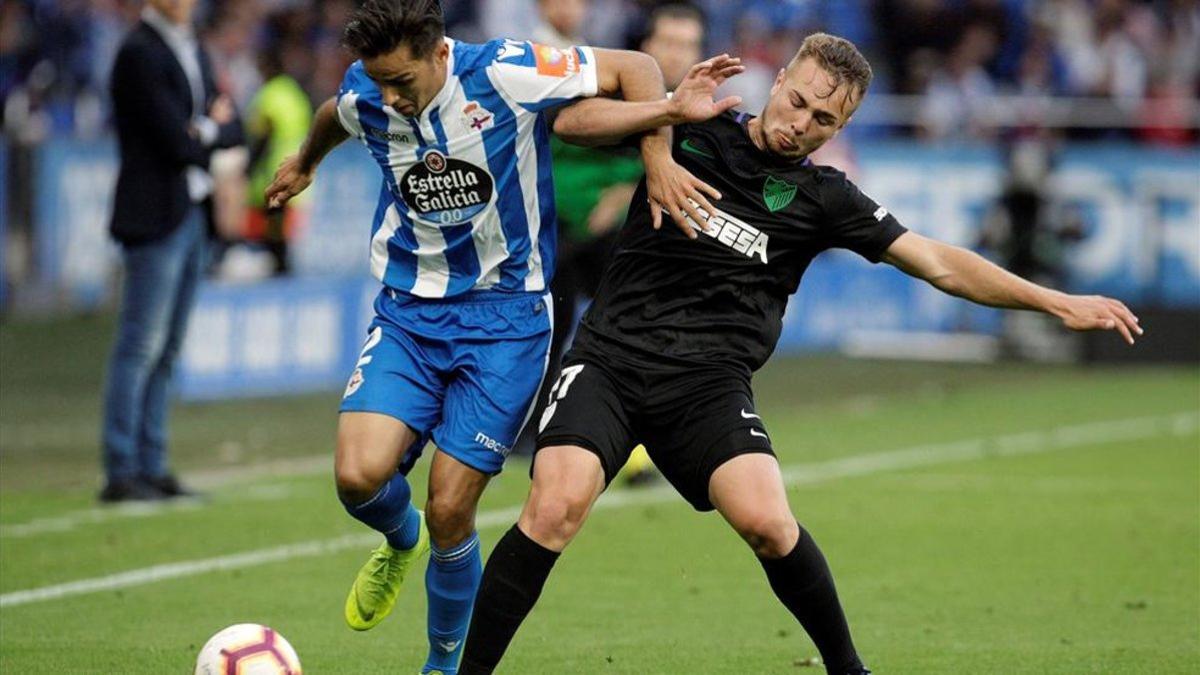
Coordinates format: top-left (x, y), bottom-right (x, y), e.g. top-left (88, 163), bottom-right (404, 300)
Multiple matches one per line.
top-left (1, 0), bottom-right (1197, 672)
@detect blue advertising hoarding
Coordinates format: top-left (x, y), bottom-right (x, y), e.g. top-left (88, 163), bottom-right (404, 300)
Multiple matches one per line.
top-left (27, 138), bottom-right (1199, 398)
top-left (34, 138), bottom-right (121, 307)
top-left (177, 275), bottom-right (378, 400)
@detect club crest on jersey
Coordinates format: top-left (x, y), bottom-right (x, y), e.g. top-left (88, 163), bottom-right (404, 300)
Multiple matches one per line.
top-left (462, 102), bottom-right (494, 132)
top-left (763, 175), bottom-right (797, 212)
top-left (401, 150), bottom-right (495, 225)
top-left (343, 368), bottom-right (364, 398)
top-left (676, 200), bottom-right (770, 264)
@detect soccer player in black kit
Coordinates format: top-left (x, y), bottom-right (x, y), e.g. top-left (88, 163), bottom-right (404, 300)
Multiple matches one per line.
top-left (459, 33), bottom-right (1142, 675)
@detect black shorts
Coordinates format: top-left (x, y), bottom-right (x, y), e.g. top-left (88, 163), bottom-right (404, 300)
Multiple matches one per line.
top-left (535, 347), bottom-right (774, 511)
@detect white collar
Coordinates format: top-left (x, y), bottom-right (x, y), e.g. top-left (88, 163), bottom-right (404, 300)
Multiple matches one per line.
top-left (142, 6), bottom-right (194, 44)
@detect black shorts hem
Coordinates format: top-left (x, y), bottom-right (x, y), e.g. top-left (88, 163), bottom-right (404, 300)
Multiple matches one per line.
top-left (689, 441), bottom-right (776, 512)
top-left (534, 434), bottom-right (621, 486)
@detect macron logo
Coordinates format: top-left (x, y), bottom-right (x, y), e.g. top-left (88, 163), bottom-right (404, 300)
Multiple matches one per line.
top-left (475, 432), bottom-right (511, 457)
top-left (873, 206), bottom-right (888, 221)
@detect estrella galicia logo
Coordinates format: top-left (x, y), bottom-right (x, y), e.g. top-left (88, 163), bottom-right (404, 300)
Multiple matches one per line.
top-left (763, 175), bottom-right (797, 212)
top-left (400, 150), bottom-right (494, 225)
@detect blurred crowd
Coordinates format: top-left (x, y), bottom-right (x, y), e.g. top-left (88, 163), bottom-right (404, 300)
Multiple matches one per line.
top-left (2, 0), bottom-right (1198, 144)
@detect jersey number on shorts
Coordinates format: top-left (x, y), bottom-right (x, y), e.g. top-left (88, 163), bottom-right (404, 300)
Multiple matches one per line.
top-left (538, 364), bottom-right (585, 432)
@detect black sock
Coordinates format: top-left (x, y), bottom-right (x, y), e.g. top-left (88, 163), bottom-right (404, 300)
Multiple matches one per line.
top-left (459, 524), bottom-right (560, 674)
top-left (758, 526), bottom-right (864, 675)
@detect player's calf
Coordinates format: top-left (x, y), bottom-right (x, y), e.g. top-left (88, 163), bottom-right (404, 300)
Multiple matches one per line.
top-left (458, 446), bottom-right (605, 673)
top-left (709, 453), bottom-right (866, 674)
top-left (424, 448), bottom-right (493, 549)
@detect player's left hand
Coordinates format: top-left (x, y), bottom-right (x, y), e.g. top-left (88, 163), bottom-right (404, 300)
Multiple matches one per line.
top-left (667, 54), bottom-right (745, 124)
top-left (1054, 294), bottom-right (1143, 345)
top-left (643, 147), bottom-right (722, 240)
top-left (265, 154), bottom-right (315, 210)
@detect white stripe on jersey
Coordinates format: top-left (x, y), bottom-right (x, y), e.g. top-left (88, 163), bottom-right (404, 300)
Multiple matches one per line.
top-left (446, 108), bottom-right (509, 291)
top-left (370, 203), bottom-right (401, 281)
top-left (486, 70), bottom-right (545, 292)
top-left (342, 90), bottom-right (400, 285)
top-left (336, 91), bottom-right (365, 139)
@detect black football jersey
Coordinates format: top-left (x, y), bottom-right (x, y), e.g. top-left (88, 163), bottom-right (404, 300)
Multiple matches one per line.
top-left (573, 111), bottom-right (908, 374)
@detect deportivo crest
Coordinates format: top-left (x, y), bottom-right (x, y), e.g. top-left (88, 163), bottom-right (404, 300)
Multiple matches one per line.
top-left (400, 150), bottom-right (495, 225)
top-left (343, 368), bottom-right (364, 398)
top-left (462, 101), bottom-right (494, 132)
top-left (763, 175), bottom-right (797, 212)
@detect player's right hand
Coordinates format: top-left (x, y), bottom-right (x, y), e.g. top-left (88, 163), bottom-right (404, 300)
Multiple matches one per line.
top-left (643, 148), bottom-right (721, 240)
top-left (265, 154), bottom-right (315, 210)
top-left (1054, 294), bottom-right (1143, 345)
top-left (667, 54), bottom-right (744, 125)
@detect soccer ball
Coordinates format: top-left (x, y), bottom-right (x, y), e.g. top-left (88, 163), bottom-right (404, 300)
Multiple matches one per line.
top-left (194, 624), bottom-right (302, 675)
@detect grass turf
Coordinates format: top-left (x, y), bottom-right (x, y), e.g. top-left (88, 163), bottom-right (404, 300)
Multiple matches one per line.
top-left (1, 314), bottom-right (1196, 673)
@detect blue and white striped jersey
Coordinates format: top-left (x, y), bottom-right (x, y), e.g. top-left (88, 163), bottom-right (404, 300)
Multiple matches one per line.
top-left (336, 38), bottom-right (600, 298)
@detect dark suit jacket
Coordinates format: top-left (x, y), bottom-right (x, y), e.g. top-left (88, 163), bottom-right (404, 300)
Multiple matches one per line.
top-left (108, 21), bottom-right (243, 245)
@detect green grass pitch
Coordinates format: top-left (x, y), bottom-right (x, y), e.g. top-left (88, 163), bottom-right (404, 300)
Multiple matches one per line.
top-left (1, 314), bottom-right (1197, 673)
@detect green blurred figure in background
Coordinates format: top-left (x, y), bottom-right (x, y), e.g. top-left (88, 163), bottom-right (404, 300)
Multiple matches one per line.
top-left (244, 38), bottom-right (312, 276)
top-left (521, 3), bottom-right (707, 486)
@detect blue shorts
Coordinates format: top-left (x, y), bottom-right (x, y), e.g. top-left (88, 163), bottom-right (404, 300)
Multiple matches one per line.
top-left (340, 287), bottom-right (553, 475)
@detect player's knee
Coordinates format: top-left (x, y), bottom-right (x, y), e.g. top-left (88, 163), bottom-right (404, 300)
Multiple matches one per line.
top-left (333, 453), bottom-right (390, 504)
top-left (736, 514), bottom-right (799, 559)
top-left (334, 468), bottom-right (383, 505)
top-left (519, 489), bottom-right (589, 550)
top-left (425, 492), bottom-right (475, 547)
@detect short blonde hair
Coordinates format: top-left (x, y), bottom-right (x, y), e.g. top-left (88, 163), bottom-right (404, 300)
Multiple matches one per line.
top-left (790, 32), bottom-right (873, 109)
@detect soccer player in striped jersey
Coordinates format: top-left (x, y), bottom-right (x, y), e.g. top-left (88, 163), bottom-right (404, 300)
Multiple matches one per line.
top-left (263, 1), bottom-right (742, 673)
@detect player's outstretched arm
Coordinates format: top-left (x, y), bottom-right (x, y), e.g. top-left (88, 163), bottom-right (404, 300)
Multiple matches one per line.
top-left (552, 54), bottom-right (744, 146)
top-left (553, 53), bottom-right (743, 239)
top-left (265, 97), bottom-right (349, 209)
top-left (881, 231), bottom-right (1143, 344)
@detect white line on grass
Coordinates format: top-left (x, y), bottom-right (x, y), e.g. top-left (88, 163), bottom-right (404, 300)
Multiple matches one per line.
top-left (1, 412), bottom-right (1195, 609)
top-left (0, 457), bottom-right (332, 538)
top-left (0, 484), bottom-right (305, 538)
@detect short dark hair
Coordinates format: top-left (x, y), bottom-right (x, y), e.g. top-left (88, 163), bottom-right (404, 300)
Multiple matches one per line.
top-left (790, 32), bottom-right (873, 109)
top-left (646, 3), bottom-right (705, 41)
top-left (342, 0), bottom-right (445, 59)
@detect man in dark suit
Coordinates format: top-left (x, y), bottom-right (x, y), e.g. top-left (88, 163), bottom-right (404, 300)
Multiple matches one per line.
top-left (100, 0), bottom-right (243, 503)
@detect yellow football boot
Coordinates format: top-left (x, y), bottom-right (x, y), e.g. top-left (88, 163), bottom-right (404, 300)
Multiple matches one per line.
top-left (344, 512), bottom-right (430, 631)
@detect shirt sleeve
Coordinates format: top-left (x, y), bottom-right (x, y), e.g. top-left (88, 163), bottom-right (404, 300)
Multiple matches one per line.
top-left (822, 171), bottom-right (908, 263)
top-left (487, 40), bottom-right (600, 112)
top-left (334, 62), bottom-right (368, 139)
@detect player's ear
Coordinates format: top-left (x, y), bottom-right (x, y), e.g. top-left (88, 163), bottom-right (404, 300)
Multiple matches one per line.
top-left (434, 40), bottom-right (450, 66)
top-left (770, 68), bottom-right (786, 95)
